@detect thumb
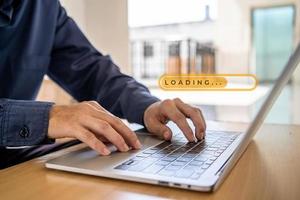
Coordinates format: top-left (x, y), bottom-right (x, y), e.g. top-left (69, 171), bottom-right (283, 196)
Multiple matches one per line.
top-left (147, 119), bottom-right (173, 140)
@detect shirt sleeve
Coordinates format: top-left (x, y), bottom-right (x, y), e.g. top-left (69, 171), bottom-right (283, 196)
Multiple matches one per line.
top-left (0, 99), bottom-right (54, 147)
top-left (47, 2), bottom-right (160, 125)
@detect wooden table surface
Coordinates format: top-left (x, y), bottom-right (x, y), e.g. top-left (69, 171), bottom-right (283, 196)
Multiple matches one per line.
top-left (1, 122), bottom-right (300, 200)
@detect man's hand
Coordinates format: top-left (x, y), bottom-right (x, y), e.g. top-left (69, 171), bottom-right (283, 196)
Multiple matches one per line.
top-left (144, 98), bottom-right (206, 142)
top-left (48, 101), bottom-right (141, 155)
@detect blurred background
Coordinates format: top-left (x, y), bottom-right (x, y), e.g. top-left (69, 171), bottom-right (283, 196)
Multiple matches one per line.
top-left (37, 0), bottom-right (300, 125)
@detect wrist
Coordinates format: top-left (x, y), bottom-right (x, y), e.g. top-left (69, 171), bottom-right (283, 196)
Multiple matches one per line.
top-left (143, 101), bottom-right (160, 129)
top-left (48, 104), bottom-right (60, 139)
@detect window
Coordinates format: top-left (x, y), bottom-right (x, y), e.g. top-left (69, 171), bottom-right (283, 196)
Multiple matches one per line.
top-left (128, 0), bottom-right (218, 27)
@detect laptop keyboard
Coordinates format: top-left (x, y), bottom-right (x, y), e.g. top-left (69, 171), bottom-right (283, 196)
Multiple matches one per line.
top-left (114, 130), bottom-right (239, 180)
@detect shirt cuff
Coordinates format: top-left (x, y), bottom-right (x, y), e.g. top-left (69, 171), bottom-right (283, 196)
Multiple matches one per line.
top-left (0, 99), bottom-right (55, 147)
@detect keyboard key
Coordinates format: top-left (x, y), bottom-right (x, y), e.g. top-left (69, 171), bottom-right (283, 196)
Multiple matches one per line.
top-left (210, 145), bottom-right (220, 148)
top-left (207, 147), bottom-right (218, 151)
top-left (175, 148), bottom-right (189, 154)
top-left (155, 141), bottom-right (171, 149)
top-left (172, 141), bottom-right (186, 146)
top-left (189, 160), bottom-right (204, 166)
top-left (158, 169), bottom-right (175, 177)
top-left (209, 156), bottom-right (218, 161)
top-left (194, 155), bottom-right (208, 162)
top-left (114, 164), bottom-right (131, 170)
top-left (214, 152), bottom-right (221, 157)
top-left (128, 164), bottom-right (150, 172)
top-left (203, 150), bottom-right (214, 155)
top-left (154, 160), bottom-right (171, 166)
top-left (190, 145), bottom-right (205, 152)
top-left (170, 144), bottom-right (182, 148)
top-left (216, 150), bottom-right (224, 154)
top-left (182, 153), bottom-right (197, 158)
top-left (219, 147), bottom-right (227, 151)
top-left (128, 158), bottom-right (157, 171)
top-left (165, 164), bottom-right (182, 171)
top-left (165, 145), bottom-right (179, 150)
top-left (201, 163), bottom-right (211, 169)
top-left (143, 157), bottom-right (159, 163)
top-left (168, 153), bottom-right (183, 158)
top-left (179, 138), bottom-right (188, 143)
top-left (122, 159), bottom-right (133, 165)
top-left (171, 161), bottom-right (187, 166)
top-left (150, 153), bottom-right (166, 158)
top-left (175, 146), bottom-right (188, 151)
top-left (162, 156), bottom-right (176, 162)
top-left (190, 171), bottom-right (204, 180)
top-left (177, 157), bottom-right (193, 162)
top-left (184, 165), bottom-right (204, 172)
top-left (143, 165), bottom-right (164, 174)
top-left (161, 149), bottom-right (176, 154)
top-left (205, 160), bottom-right (214, 165)
top-left (132, 156), bottom-right (144, 161)
top-left (184, 142), bottom-right (198, 148)
top-left (175, 169), bottom-right (194, 178)
top-left (136, 153), bottom-right (151, 158)
top-left (204, 140), bottom-right (215, 145)
top-left (124, 159), bottom-right (140, 166)
top-left (143, 149), bottom-right (158, 154)
top-left (163, 147), bottom-right (178, 152)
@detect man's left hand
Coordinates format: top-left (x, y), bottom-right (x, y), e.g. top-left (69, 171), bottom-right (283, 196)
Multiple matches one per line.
top-left (144, 98), bottom-right (206, 142)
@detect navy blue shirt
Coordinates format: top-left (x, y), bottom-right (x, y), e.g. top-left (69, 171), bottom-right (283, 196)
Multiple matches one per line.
top-left (0, 0), bottom-right (159, 147)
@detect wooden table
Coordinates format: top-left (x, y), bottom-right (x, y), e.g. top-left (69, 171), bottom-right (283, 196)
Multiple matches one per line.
top-left (1, 122), bottom-right (300, 200)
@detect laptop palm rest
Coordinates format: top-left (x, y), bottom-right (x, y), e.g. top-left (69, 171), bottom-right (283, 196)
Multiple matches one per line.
top-left (46, 131), bottom-right (163, 171)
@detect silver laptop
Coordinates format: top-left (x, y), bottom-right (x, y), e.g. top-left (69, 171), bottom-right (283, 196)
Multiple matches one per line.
top-left (46, 44), bottom-right (300, 192)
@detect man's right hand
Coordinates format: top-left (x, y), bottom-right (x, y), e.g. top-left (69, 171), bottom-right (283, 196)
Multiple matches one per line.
top-left (47, 101), bottom-right (142, 155)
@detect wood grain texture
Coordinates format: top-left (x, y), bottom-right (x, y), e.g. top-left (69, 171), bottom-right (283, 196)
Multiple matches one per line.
top-left (1, 122), bottom-right (299, 200)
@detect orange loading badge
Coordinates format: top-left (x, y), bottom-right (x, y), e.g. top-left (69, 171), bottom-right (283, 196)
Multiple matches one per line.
top-left (159, 74), bottom-right (258, 91)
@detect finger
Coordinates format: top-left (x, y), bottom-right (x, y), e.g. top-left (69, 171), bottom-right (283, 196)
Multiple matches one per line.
top-left (95, 135), bottom-right (109, 143)
top-left (85, 102), bottom-right (141, 149)
top-left (146, 117), bottom-right (173, 140)
top-left (83, 118), bottom-right (130, 152)
top-left (107, 117), bottom-right (142, 149)
top-left (85, 101), bottom-right (106, 111)
top-left (161, 100), bottom-right (195, 142)
top-left (174, 98), bottom-right (206, 140)
top-left (75, 127), bottom-right (110, 155)
top-left (198, 107), bottom-right (207, 138)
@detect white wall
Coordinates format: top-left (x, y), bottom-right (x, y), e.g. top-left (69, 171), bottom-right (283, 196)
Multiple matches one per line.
top-left (85, 0), bottom-right (130, 73)
top-left (60, 0), bottom-right (130, 73)
top-left (60, 0), bottom-right (86, 32)
top-left (216, 0), bottom-right (250, 74)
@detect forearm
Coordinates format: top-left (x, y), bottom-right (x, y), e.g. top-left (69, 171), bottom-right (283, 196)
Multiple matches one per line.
top-left (80, 56), bottom-right (160, 125)
top-left (0, 99), bottom-right (54, 147)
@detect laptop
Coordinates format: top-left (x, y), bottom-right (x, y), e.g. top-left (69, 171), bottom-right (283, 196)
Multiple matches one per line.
top-left (46, 44), bottom-right (300, 192)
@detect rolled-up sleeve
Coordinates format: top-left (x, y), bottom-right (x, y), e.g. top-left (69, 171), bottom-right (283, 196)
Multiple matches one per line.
top-left (0, 99), bottom-right (54, 147)
top-left (48, 2), bottom-right (160, 125)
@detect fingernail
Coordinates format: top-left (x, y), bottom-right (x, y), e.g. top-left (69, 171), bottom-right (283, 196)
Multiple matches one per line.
top-left (196, 132), bottom-right (203, 141)
top-left (123, 144), bottom-right (129, 152)
top-left (163, 131), bottom-right (170, 140)
top-left (135, 140), bottom-right (142, 149)
top-left (102, 148), bottom-right (110, 155)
